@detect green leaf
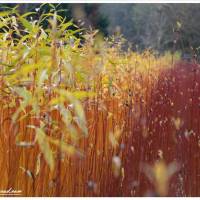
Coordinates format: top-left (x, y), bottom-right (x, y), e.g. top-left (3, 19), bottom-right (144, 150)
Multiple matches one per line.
top-left (71, 91), bottom-right (95, 100)
top-left (37, 69), bottom-right (48, 87)
top-left (38, 46), bottom-right (51, 56)
top-left (7, 63), bottom-right (36, 83)
top-left (14, 87), bottom-right (32, 104)
top-left (36, 128), bottom-right (55, 171)
top-left (75, 71), bottom-right (87, 82)
top-left (68, 96), bottom-right (88, 136)
top-left (0, 11), bottom-right (12, 17)
top-left (59, 104), bottom-right (73, 127)
top-left (12, 107), bottom-right (22, 123)
top-left (54, 89), bottom-right (88, 136)
top-left (21, 12), bottom-right (37, 18)
top-left (60, 20), bottom-right (73, 32)
top-left (63, 60), bottom-right (73, 74)
top-left (0, 21), bottom-right (9, 29)
top-left (19, 17), bottom-right (33, 32)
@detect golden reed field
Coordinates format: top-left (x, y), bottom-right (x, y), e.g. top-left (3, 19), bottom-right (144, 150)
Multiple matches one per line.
top-left (0, 8), bottom-right (199, 197)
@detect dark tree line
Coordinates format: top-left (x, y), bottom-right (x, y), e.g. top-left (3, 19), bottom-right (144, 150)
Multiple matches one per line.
top-left (101, 4), bottom-right (200, 55)
top-left (1, 3), bottom-right (200, 55)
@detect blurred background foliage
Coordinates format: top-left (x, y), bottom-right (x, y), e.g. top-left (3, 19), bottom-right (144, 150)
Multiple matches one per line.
top-left (1, 3), bottom-right (200, 55)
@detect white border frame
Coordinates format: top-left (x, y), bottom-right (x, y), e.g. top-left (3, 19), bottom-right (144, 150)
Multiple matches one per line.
top-left (0, 0), bottom-right (200, 199)
top-left (1, 0), bottom-right (200, 3)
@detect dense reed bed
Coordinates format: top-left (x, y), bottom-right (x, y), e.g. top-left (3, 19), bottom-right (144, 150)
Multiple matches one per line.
top-left (122, 61), bottom-right (200, 197)
top-left (0, 8), bottom-right (199, 197)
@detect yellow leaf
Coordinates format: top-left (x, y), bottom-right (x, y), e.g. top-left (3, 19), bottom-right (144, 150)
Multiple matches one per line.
top-left (35, 153), bottom-right (41, 176)
top-left (48, 137), bottom-right (83, 157)
top-left (172, 117), bottom-right (183, 130)
top-left (142, 160), bottom-right (180, 196)
top-left (109, 125), bottom-right (122, 148)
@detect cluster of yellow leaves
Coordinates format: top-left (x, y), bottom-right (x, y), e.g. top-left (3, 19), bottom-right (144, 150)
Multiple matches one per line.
top-left (142, 160), bottom-right (180, 196)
